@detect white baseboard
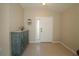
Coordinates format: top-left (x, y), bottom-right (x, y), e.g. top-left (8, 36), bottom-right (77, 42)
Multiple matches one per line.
top-left (58, 41), bottom-right (77, 55)
top-left (52, 41), bottom-right (77, 55)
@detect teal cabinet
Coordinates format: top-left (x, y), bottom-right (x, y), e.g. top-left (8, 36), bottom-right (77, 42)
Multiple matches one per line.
top-left (11, 31), bottom-right (29, 56)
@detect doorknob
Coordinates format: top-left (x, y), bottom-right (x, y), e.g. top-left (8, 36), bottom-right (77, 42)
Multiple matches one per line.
top-left (40, 28), bottom-right (42, 32)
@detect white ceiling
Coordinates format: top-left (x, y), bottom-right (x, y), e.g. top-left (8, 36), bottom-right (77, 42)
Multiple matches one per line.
top-left (20, 3), bottom-right (78, 12)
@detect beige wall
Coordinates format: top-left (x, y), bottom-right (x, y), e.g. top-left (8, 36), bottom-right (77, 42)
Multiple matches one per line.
top-left (0, 3), bottom-right (24, 56)
top-left (10, 4), bottom-right (24, 32)
top-left (0, 4), bottom-right (10, 56)
top-left (61, 5), bottom-right (79, 51)
top-left (24, 7), bottom-right (61, 42)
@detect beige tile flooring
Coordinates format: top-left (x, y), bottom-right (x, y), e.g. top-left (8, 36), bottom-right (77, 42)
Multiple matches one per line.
top-left (22, 43), bottom-right (75, 56)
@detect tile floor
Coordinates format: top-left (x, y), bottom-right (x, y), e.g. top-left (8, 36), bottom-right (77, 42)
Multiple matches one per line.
top-left (22, 43), bottom-right (75, 56)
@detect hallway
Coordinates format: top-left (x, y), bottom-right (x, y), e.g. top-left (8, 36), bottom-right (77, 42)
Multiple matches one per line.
top-left (0, 3), bottom-right (79, 56)
top-left (22, 43), bottom-right (75, 56)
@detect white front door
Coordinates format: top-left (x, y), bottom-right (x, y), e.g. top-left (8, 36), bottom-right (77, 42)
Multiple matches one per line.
top-left (35, 17), bottom-right (53, 42)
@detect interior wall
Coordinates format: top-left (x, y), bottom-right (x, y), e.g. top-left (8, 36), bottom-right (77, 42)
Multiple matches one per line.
top-left (24, 7), bottom-right (61, 42)
top-left (0, 4), bottom-right (10, 56)
top-left (61, 5), bottom-right (79, 51)
top-left (0, 3), bottom-right (24, 56)
top-left (9, 4), bottom-right (24, 32)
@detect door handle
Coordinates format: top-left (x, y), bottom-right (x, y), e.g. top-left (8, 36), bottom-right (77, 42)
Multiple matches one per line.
top-left (40, 28), bottom-right (42, 32)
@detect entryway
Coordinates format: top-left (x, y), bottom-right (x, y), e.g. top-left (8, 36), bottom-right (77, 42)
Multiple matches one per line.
top-left (22, 16), bottom-right (75, 56)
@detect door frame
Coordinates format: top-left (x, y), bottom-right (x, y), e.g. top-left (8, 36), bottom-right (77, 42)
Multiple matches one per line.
top-left (35, 16), bottom-right (53, 43)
